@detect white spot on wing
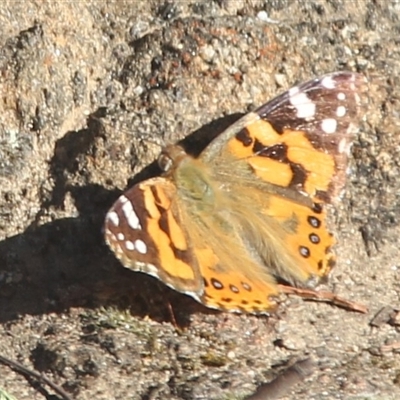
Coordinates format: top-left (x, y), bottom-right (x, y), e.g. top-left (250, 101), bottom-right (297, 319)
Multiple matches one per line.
top-left (321, 118), bottom-right (337, 134)
top-left (121, 198), bottom-right (142, 230)
top-left (119, 195), bottom-right (129, 204)
top-left (321, 75), bottom-right (336, 89)
top-left (117, 232), bottom-right (125, 241)
top-left (337, 92), bottom-right (346, 100)
top-left (107, 211), bottom-right (119, 226)
top-left (336, 105), bottom-right (346, 117)
top-left (125, 240), bottom-right (135, 251)
top-left (289, 87), bottom-right (316, 119)
top-left (135, 239), bottom-right (147, 254)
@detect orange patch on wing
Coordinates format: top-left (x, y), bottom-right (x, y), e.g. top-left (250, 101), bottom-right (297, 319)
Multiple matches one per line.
top-left (283, 131), bottom-right (335, 195)
top-left (166, 211), bottom-right (188, 251)
top-left (249, 158), bottom-right (293, 187)
top-left (228, 119), bottom-right (294, 186)
top-left (142, 184), bottom-right (195, 281)
top-left (228, 119), bottom-right (336, 195)
top-left (227, 119), bottom-right (280, 159)
top-left (142, 183), bottom-right (168, 218)
top-left (195, 246), bottom-right (219, 270)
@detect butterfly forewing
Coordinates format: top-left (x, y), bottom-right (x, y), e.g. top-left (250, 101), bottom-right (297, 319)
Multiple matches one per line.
top-left (203, 71), bottom-right (368, 202)
top-left (104, 177), bottom-right (204, 297)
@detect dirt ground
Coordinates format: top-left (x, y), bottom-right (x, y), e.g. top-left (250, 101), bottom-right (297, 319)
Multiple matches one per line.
top-left (0, 1), bottom-right (399, 399)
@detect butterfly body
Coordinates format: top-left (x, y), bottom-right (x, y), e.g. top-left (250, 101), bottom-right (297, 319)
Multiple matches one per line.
top-left (104, 72), bottom-right (367, 314)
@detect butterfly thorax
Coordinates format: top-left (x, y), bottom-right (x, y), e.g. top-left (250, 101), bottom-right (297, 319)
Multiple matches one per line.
top-left (159, 144), bottom-right (217, 212)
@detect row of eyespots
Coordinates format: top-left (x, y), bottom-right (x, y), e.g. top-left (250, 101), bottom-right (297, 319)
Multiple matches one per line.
top-left (208, 277), bottom-right (252, 294)
top-left (204, 277), bottom-right (267, 312)
top-left (298, 206), bottom-right (333, 271)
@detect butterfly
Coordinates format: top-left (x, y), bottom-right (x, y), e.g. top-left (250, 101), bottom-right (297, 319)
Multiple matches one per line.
top-left (104, 71), bottom-right (367, 314)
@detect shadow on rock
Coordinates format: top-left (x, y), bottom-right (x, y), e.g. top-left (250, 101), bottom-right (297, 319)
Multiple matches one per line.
top-left (0, 111), bottom-right (243, 326)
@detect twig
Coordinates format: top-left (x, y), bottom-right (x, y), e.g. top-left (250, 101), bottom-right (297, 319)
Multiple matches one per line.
top-left (244, 358), bottom-right (315, 400)
top-left (279, 285), bottom-right (368, 313)
top-left (0, 354), bottom-right (73, 400)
